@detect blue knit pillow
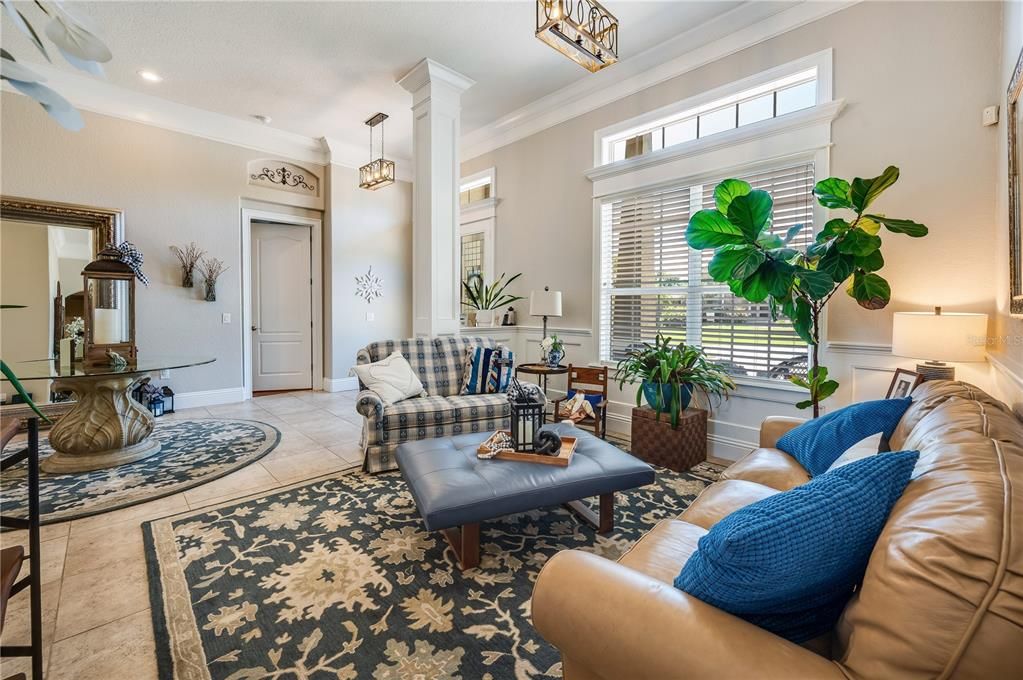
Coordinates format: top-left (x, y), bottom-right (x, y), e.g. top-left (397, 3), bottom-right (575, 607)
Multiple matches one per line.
top-left (675, 450), bottom-right (918, 642)
top-left (777, 398), bottom-right (912, 476)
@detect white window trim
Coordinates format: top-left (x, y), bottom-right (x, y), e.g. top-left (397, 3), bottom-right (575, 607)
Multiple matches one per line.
top-left (460, 201), bottom-right (497, 279)
top-left (460, 167), bottom-right (497, 196)
top-left (460, 167), bottom-right (498, 302)
top-left (589, 80), bottom-right (839, 390)
top-left (592, 49), bottom-right (833, 167)
top-left (588, 99), bottom-right (843, 196)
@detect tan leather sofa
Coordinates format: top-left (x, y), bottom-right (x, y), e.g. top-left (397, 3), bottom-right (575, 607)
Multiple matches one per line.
top-left (532, 380), bottom-right (1023, 679)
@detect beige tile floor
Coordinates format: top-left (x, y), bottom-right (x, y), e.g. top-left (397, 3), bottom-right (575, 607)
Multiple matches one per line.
top-left (0, 389), bottom-right (364, 680)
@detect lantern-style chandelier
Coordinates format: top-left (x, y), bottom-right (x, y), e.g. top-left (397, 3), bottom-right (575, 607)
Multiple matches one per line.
top-left (535, 0), bottom-right (618, 73)
top-left (359, 112), bottom-right (396, 191)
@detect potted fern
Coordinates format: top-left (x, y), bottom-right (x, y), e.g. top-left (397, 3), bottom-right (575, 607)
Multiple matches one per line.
top-left (462, 272), bottom-right (525, 327)
top-left (615, 334), bottom-right (736, 428)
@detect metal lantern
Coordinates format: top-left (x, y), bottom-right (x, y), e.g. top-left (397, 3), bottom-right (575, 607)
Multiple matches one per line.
top-left (161, 386), bottom-right (175, 414)
top-left (82, 246), bottom-right (137, 367)
top-left (510, 399), bottom-right (544, 452)
top-left (149, 393), bottom-right (165, 417)
top-left (358, 113), bottom-right (396, 191)
top-left (535, 0), bottom-right (619, 73)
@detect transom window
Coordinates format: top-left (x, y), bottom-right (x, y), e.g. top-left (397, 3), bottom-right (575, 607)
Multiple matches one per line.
top-left (602, 68), bottom-right (818, 164)
top-left (460, 176), bottom-right (492, 206)
top-left (598, 161), bottom-right (814, 379)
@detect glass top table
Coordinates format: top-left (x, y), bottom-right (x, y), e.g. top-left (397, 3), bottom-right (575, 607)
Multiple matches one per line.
top-left (3, 355), bottom-right (215, 381)
top-left (2, 355), bottom-right (216, 473)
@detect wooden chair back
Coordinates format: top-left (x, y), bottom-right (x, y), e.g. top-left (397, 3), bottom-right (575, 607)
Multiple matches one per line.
top-left (566, 365), bottom-right (608, 399)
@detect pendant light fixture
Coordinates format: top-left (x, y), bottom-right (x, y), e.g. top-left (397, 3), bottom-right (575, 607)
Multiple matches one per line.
top-left (359, 112), bottom-right (396, 191)
top-left (536, 0), bottom-right (618, 73)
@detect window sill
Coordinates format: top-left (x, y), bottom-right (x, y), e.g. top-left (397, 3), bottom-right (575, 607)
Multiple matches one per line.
top-left (595, 360), bottom-right (806, 394)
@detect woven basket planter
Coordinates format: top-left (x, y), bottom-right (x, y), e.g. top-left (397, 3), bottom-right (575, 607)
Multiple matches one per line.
top-left (630, 406), bottom-right (707, 472)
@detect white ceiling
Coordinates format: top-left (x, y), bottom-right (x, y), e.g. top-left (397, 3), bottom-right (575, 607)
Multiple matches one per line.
top-left (2, 1), bottom-right (800, 160)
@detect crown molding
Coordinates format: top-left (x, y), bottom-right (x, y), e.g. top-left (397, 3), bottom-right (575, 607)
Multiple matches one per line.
top-left (4, 62), bottom-right (335, 166)
top-left (461, 0), bottom-right (858, 161)
top-left (397, 58), bottom-right (476, 95)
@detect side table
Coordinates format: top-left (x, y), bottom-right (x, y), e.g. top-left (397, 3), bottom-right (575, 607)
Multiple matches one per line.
top-left (630, 405), bottom-right (708, 472)
top-left (516, 363), bottom-right (568, 422)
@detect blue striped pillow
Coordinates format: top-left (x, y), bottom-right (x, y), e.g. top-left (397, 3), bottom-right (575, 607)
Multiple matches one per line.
top-left (460, 347), bottom-right (514, 395)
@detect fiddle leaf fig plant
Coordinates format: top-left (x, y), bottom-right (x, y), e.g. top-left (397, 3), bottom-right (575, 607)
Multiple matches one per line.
top-left (686, 166), bottom-right (928, 417)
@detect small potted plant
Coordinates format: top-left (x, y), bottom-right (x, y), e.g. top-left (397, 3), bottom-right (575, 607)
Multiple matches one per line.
top-left (540, 335), bottom-right (565, 367)
top-left (615, 334), bottom-right (736, 428)
top-left (462, 272), bottom-right (525, 327)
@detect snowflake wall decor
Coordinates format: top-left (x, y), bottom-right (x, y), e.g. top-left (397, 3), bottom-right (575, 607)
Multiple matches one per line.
top-left (354, 266), bottom-right (383, 304)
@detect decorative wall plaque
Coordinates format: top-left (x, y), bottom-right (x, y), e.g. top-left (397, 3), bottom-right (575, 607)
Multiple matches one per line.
top-left (355, 266), bottom-right (383, 304)
top-left (247, 160), bottom-right (319, 197)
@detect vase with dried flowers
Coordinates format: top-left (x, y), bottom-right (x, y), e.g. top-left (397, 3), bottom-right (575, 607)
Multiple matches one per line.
top-left (199, 256), bottom-right (228, 302)
top-left (170, 242), bottom-right (205, 288)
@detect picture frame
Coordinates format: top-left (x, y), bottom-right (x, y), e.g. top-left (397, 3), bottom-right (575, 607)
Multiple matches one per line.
top-left (1006, 44), bottom-right (1023, 316)
top-left (887, 368), bottom-right (924, 399)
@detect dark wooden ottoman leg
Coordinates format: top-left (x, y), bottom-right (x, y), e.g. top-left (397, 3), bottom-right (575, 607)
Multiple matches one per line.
top-left (441, 522), bottom-right (480, 570)
top-left (565, 492), bottom-right (615, 534)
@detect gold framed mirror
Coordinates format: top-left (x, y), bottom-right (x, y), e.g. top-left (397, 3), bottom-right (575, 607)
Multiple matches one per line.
top-left (1, 196), bottom-right (124, 426)
top-left (1008, 48), bottom-right (1023, 316)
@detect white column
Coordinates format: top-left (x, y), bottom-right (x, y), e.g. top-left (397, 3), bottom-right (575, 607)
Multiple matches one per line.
top-left (398, 58), bottom-right (475, 337)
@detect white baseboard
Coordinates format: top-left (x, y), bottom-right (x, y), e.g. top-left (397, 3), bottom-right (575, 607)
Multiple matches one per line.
top-left (707, 434), bottom-right (755, 462)
top-left (175, 387), bottom-right (246, 410)
top-left (323, 376), bottom-right (359, 393)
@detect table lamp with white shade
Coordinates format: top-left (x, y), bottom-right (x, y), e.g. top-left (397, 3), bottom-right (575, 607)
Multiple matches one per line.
top-left (891, 307), bottom-right (988, 380)
top-left (529, 286), bottom-right (562, 342)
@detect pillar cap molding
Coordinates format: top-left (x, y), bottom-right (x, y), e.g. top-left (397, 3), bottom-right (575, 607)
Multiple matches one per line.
top-left (397, 58), bottom-right (475, 95)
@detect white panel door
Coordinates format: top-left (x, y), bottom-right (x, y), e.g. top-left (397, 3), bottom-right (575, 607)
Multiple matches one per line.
top-left (251, 222), bottom-right (312, 391)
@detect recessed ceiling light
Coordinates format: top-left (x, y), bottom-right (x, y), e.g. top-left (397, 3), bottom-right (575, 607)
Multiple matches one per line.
top-left (251, 114), bottom-right (272, 125)
top-left (137, 69), bottom-right (162, 82)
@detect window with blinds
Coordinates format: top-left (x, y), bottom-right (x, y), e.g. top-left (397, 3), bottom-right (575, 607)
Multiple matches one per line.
top-left (599, 162), bottom-right (814, 379)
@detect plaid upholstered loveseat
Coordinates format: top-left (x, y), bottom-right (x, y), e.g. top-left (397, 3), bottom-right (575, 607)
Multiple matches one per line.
top-left (354, 336), bottom-right (513, 473)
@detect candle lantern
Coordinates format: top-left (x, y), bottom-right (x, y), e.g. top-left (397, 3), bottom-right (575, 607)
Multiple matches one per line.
top-left (82, 246), bottom-right (137, 367)
top-left (149, 393), bottom-right (165, 417)
top-left (510, 399), bottom-right (544, 452)
top-left (161, 386), bottom-right (175, 414)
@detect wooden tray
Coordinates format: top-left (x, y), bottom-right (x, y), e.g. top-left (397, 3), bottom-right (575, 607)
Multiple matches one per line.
top-left (478, 430), bottom-right (578, 467)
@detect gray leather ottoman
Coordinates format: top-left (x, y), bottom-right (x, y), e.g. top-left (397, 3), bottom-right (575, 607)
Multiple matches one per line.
top-left (395, 423), bottom-right (655, 569)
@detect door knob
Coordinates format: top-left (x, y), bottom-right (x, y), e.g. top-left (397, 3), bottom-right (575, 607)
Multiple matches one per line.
top-left (251, 326), bottom-right (258, 331)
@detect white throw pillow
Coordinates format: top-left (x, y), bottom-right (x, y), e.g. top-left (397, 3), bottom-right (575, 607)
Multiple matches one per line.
top-left (826, 432), bottom-right (884, 472)
top-left (351, 352), bottom-right (426, 405)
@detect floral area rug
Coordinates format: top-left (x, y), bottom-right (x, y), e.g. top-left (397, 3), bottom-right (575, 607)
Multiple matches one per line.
top-left (1, 419), bottom-right (280, 524)
top-left (143, 463), bottom-right (719, 680)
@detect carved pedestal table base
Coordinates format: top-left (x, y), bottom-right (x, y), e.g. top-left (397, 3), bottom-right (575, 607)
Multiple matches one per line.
top-left (41, 375), bottom-right (160, 473)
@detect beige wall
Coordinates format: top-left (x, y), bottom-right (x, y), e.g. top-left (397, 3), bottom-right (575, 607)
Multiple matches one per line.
top-left (995, 0), bottom-right (1023, 411)
top-left (323, 164), bottom-right (412, 379)
top-left (0, 219), bottom-right (50, 370)
top-left (463, 1), bottom-right (1002, 346)
top-left (2, 95), bottom-right (415, 395)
